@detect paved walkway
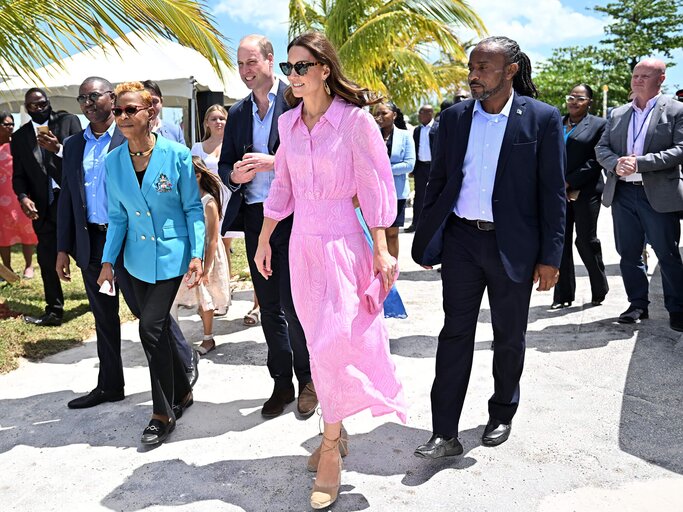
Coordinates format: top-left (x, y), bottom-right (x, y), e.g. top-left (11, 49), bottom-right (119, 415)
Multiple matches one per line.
top-left (1, 207), bottom-right (682, 511)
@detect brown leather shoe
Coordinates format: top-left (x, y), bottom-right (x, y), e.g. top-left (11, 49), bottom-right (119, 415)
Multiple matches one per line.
top-left (261, 385), bottom-right (295, 418)
top-left (297, 382), bottom-right (318, 417)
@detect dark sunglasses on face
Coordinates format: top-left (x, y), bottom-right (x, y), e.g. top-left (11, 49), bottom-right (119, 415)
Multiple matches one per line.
top-left (77, 91), bottom-right (112, 105)
top-left (26, 100), bottom-right (48, 110)
top-left (279, 61), bottom-right (321, 76)
top-left (112, 105), bottom-right (147, 117)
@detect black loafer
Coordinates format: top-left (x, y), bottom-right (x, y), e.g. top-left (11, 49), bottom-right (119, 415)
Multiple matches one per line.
top-left (186, 349), bottom-right (199, 388)
top-left (670, 312), bottom-right (683, 333)
top-left (618, 306), bottom-right (648, 324)
top-left (550, 301), bottom-right (571, 310)
top-left (591, 295), bottom-right (606, 306)
top-left (141, 418), bottom-right (175, 445)
top-left (482, 419), bottom-right (511, 447)
top-left (24, 312), bottom-right (63, 327)
top-left (68, 388), bottom-right (124, 409)
top-left (172, 393), bottom-right (194, 420)
top-left (414, 434), bottom-right (463, 459)
top-left (261, 385), bottom-right (295, 418)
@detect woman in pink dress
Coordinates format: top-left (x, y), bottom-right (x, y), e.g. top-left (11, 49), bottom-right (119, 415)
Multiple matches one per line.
top-left (0, 111), bottom-right (37, 278)
top-left (254, 32), bottom-right (406, 509)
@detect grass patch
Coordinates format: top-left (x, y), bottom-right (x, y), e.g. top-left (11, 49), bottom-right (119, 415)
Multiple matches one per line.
top-left (0, 239), bottom-right (255, 374)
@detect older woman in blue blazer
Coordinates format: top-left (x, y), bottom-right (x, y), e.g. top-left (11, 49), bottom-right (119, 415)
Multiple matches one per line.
top-left (374, 101), bottom-right (416, 259)
top-left (98, 81), bottom-right (204, 445)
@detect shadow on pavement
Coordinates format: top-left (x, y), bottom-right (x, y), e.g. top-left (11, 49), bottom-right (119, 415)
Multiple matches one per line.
top-left (618, 265), bottom-right (683, 475)
top-left (101, 423), bottom-right (480, 511)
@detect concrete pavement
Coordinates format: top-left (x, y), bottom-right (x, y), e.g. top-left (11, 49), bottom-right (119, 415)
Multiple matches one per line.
top-left (1, 206), bottom-right (682, 511)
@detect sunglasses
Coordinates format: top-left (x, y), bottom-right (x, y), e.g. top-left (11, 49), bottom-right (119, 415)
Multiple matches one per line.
top-left (566, 95), bottom-right (590, 102)
top-left (77, 91), bottom-right (112, 105)
top-left (26, 100), bottom-right (48, 110)
top-left (279, 61), bottom-right (321, 76)
top-left (112, 105), bottom-right (148, 117)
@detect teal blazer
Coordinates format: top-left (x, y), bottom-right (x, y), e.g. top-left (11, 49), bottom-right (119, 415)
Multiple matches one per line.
top-left (102, 135), bottom-right (205, 284)
top-left (390, 127), bottom-right (416, 200)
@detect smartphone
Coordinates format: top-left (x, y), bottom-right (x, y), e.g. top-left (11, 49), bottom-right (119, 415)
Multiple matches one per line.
top-left (36, 126), bottom-right (49, 134)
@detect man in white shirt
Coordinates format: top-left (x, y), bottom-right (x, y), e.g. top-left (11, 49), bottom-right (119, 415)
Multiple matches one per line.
top-left (406, 104), bottom-right (434, 233)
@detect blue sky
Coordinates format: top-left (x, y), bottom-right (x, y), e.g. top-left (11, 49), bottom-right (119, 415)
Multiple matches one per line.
top-left (207, 0), bottom-right (683, 98)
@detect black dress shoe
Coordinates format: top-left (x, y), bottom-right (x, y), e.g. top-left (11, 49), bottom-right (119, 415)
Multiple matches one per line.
top-left (482, 419), bottom-right (511, 447)
top-left (186, 349), bottom-right (199, 388)
top-left (550, 301), bottom-right (571, 310)
top-left (24, 312), bottom-right (62, 327)
top-left (404, 225), bottom-right (416, 233)
top-left (414, 434), bottom-right (463, 459)
top-left (172, 393), bottom-right (194, 420)
top-left (590, 295), bottom-right (606, 306)
top-left (141, 418), bottom-right (175, 445)
top-left (261, 385), bottom-right (295, 418)
top-left (67, 388), bottom-right (124, 409)
top-left (618, 306), bottom-right (648, 324)
top-left (670, 312), bottom-right (683, 332)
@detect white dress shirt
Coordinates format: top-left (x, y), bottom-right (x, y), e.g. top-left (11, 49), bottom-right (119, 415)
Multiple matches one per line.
top-left (417, 121), bottom-right (433, 162)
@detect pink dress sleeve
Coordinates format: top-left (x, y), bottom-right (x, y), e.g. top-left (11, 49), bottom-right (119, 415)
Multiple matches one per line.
top-left (351, 109), bottom-right (397, 228)
top-left (263, 116), bottom-right (295, 221)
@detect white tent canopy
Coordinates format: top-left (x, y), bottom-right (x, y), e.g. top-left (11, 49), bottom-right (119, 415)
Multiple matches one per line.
top-left (0, 32), bottom-right (249, 140)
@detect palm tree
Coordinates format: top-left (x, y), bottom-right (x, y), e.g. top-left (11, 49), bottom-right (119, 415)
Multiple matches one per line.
top-left (0, 0), bottom-right (231, 82)
top-left (288, 0), bottom-right (485, 110)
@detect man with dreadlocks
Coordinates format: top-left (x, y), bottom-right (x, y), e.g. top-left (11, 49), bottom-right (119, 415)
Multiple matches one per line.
top-left (412, 36), bottom-right (567, 457)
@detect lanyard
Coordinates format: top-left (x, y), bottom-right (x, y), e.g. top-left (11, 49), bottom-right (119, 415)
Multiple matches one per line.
top-left (563, 124), bottom-right (576, 143)
top-left (630, 104), bottom-right (656, 152)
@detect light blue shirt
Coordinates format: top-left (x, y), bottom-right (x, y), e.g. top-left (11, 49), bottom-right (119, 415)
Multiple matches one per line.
top-left (454, 93), bottom-right (513, 222)
top-left (83, 122), bottom-right (116, 224)
top-left (244, 79), bottom-right (279, 204)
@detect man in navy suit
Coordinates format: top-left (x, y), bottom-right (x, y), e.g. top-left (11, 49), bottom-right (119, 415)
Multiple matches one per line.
top-left (218, 35), bottom-right (316, 419)
top-left (56, 77), bottom-right (197, 409)
top-left (412, 37), bottom-right (566, 457)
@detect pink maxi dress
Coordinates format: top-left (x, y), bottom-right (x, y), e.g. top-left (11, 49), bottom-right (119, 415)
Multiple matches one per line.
top-left (264, 96), bottom-right (407, 424)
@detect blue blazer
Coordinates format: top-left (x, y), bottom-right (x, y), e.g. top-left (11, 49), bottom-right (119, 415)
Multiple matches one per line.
top-left (390, 127), bottom-right (416, 200)
top-left (412, 93), bottom-right (567, 283)
top-left (157, 121), bottom-right (186, 146)
top-left (102, 135), bottom-right (205, 283)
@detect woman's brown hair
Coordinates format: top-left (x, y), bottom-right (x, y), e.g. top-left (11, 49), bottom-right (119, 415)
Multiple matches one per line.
top-left (283, 31), bottom-right (381, 108)
top-left (192, 156), bottom-right (223, 218)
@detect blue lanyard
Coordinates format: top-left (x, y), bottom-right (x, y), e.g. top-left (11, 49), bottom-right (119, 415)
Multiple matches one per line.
top-left (631, 104), bottom-right (655, 151)
top-left (563, 124), bottom-right (576, 143)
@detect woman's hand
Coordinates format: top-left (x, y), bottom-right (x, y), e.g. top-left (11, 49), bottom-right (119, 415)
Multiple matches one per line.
top-left (373, 248), bottom-right (397, 292)
top-left (254, 239), bottom-right (272, 280)
top-left (185, 257), bottom-right (204, 289)
top-left (97, 263), bottom-right (115, 292)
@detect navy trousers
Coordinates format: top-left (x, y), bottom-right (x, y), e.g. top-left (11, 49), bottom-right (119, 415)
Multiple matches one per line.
top-left (244, 202), bottom-right (312, 390)
top-left (432, 215), bottom-right (533, 437)
top-left (611, 182), bottom-right (683, 313)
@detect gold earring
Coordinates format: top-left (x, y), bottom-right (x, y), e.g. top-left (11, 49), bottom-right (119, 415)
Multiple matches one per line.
top-left (323, 79), bottom-right (331, 95)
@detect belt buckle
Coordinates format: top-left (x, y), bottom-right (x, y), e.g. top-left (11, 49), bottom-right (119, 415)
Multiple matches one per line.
top-left (476, 220), bottom-right (487, 231)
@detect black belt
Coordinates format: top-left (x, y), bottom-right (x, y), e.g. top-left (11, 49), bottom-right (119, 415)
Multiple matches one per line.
top-left (457, 217), bottom-right (495, 231)
top-left (416, 160), bottom-right (431, 165)
top-left (87, 223), bottom-right (108, 232)
top-left (619, 180), bottom-right (644, 186)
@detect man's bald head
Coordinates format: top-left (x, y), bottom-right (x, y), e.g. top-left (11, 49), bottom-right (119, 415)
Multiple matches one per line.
top-left (631, 58), bottom-right (666, 106)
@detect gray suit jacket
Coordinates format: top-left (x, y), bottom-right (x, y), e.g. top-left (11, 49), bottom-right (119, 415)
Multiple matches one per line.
top-left (596, 94), bottom-right (683, 213)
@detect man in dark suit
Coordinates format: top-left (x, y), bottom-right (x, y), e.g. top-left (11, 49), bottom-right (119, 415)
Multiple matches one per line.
top-left (412, 36), bottom-right (566, 457)
top-left (218, 35), bottom-right (316, 418)
top-left (12, 88), bottom-right (81, 326)
top-left (57, 77), bottom-right (198, 409)
top-left (405, 105), bottom-right (434, 233)
top-left (596, 58), bottom-right (683, 331)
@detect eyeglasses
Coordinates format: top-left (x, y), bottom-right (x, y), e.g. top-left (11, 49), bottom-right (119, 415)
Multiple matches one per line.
top-left (0, 122), bottom-right (14, 127)
top-left (279, 61), bottom-right (321, 76)
top-left (76, 91), bottom-right (112, 105)
top-left (26, 100), bottom-right (48, 111)
top-left (112, 105), bottom-right (148, 117)
top-left (566, 95), bottom-right (590, 102)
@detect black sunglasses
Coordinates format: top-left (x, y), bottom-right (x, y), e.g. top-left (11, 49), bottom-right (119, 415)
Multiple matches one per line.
top-left (26, 100), bottom-right (48, 110)
top-left (77, 91), bottom-right (112, 105)
top-left (279, 61), bottom-right (321, 76)
top-left (112, 105), bottom-right (147, 117)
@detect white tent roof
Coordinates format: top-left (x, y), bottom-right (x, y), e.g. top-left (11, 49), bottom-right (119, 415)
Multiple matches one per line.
top-left (0, 32), bottom-right (249, 112)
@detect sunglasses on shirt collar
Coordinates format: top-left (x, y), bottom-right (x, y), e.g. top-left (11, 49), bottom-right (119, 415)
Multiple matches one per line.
top-left (279, 61), bottom-right (321, 76)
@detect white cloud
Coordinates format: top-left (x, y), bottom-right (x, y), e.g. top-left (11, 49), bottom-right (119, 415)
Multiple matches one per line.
top-left (459, 0), bottom-right (604, 49)
top-left (214, 0), bottom-right (290, 34)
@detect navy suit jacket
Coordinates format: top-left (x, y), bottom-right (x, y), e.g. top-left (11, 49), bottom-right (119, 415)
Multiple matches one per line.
top-left (218, 80), bottom-right (290, 229)
top-left (411, 93), bottom-right (567, 283)
top-left (57, 126), bottom-right (125, 269)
